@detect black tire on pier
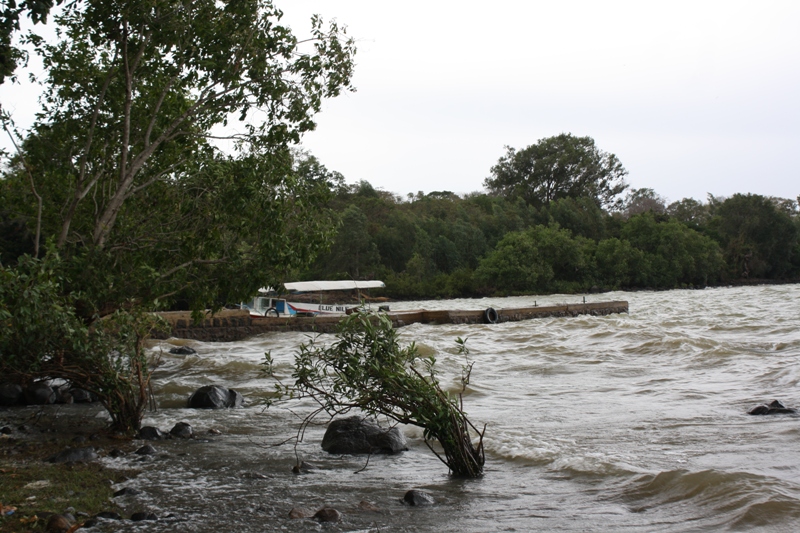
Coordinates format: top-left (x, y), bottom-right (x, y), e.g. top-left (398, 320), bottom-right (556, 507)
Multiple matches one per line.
top-left (265, 307), bottom-right (279, 318)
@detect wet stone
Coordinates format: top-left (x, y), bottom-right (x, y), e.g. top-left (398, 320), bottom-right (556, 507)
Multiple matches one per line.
top-left (139, 426), bottom-right (169, 440)
top-left (321, 416), bottom-right (408, 455)
top-left (748, 399), bottom-right (797, 415)
top-left (169, 345), bottom-right (196, 355)
top-left (130, 511), bottom-right (158, 521)
top-left (314, 507), bottom-right (342, 523)
top-left (170, 422), bottom-right (193, 439)
top-left (135, 444), bottom-right (157, 455)
top-left (188, 385), bottom-right (244, 409)
top-left (402, 490), bottom-right (435, 506)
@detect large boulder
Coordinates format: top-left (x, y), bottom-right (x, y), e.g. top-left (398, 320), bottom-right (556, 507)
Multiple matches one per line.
top-left (188, 385), bottom-right (244, 409)
top-left (0, 383), bottom-right (24, 406)
top-left (321, 416), bottom-right (407, 455)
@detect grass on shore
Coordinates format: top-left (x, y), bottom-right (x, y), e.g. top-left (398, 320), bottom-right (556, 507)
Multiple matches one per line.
top-left (0, 461), bottom-right (130, 532)
top-left (1, 407), bottom-right (138, 532)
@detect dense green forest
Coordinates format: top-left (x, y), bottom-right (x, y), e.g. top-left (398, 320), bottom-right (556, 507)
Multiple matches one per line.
top-left (299, 140), bottom-right (800, 299)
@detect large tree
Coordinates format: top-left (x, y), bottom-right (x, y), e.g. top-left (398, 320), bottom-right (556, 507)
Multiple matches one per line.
top-left (2, 0), bottom-right (356, 313)
top-left (484, 133), bottom-right (628, 209)
top-left (0, 0), bottom-right (356, 431)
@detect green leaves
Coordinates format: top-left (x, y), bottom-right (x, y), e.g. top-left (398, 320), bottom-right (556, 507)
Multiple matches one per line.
top-left (0, 251), bottom-right (167, 432)
top-left (279, 311), bottom-right (485, 477)
top-left (485, 134), bottom-right (629, 210)
top-left (2, 0), bottom-right (356, 317)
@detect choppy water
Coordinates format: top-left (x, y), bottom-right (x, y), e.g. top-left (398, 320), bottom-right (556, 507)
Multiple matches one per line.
top-left (103, 285), bottom-right (800, 531)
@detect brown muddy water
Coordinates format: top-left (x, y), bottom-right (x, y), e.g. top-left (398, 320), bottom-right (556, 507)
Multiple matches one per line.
top-left (14, 285), bottom-right (800, 531)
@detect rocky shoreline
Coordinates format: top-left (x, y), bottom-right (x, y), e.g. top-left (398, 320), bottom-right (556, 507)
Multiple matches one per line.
top-left (1, 395), bottom-right (436, 532)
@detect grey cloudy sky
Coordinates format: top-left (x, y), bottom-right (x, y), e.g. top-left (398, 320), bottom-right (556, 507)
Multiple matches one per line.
top-left (2, 1), bottom-right (797, 204)
top-left (279, 0), bottom-right (799, 203)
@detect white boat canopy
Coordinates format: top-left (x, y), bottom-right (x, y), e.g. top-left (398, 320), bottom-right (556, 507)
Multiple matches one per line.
top-left (258, 280), bottom-right (385, 294)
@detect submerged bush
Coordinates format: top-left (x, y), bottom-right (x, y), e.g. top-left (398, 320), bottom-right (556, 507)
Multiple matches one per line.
top-left (271, 311), bottom-right (485, 477)
top-left (0, 251), bottom-right (165, 433)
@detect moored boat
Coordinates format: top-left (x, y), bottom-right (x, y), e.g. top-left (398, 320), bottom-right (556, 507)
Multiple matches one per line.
top-left (243, 280), bottom-right (386, 317)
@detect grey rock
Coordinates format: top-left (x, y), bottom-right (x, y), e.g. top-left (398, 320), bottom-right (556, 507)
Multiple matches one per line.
top-left (749, 399), bottom-right (797, 415)
top-left (170, 422), bottom-right (193, 439)
top-left (169, 345), bottom-right (196, 355)
top-left (138, 426), bottom-right (168, 440)
top-left (135, 444), bottom-right (157, 455)
top-left (188, 385), bottom-right (244, 409)
top-left (322, 416), bottom-right (407, 455)
top-left (314, 507), bottom-right (341, 522)
top-left (402, 489), bottom-right (435, 506)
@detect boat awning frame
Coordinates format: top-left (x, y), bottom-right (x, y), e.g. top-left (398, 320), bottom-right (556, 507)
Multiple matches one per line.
top-left (257, 280), bottom-right (385, 294)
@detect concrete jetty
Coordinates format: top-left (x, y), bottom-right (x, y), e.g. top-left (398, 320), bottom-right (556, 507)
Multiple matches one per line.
top-left (155, 300), bottom-right (629, 342)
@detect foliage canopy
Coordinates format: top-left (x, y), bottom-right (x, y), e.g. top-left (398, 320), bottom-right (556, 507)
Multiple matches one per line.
top-left (0, 0), bottom-right (357, 431)
top-left (2, 0), bottom-right (356, 315)
top-left (484, 133), bottom-right (628, 209)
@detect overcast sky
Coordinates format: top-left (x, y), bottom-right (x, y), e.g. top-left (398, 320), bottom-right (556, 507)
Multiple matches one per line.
top-left (278, 0), bottom-right (800, 203)
top-left (2, 1), bottom-right (798, 204)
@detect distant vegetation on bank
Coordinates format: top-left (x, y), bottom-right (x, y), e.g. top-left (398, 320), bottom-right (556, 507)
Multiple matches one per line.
top-left (299, 136), bottom-right (800, 299)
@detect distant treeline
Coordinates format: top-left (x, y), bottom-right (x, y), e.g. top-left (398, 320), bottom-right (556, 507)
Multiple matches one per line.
top-left (301, 182), bottom-right (800, 299)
